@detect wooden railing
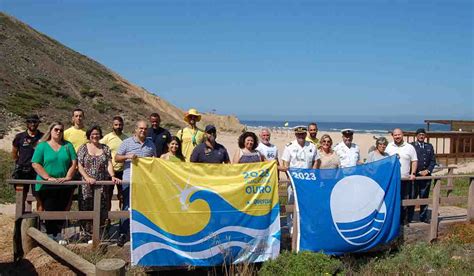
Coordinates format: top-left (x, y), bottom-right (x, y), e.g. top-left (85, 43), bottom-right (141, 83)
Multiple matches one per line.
top-left (9, 180), bottom-right (129, 247)
top-left (405, 131), bottom-right (474, 164)
top-left (8, 173), bottom-right (474, 252)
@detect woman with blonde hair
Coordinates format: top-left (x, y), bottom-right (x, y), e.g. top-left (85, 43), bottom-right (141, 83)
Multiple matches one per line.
top-left (31, 122), bottom-right (77, 239)
top-left (317, 134), bottom-right (340, 169)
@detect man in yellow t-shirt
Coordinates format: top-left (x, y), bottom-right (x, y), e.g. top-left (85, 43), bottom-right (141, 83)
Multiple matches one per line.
top-left (176, 108), bottom-right (205, 161)
top-left (100, 116), bottom-right (128, 210)
top-left (64, 108), bottom-right (88, 152)
top-left (62, 108), bottom-right (87, 211)
top-left (306, 122), bottom-right (320, 148)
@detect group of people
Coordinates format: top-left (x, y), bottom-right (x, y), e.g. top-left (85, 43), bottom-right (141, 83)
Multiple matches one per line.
top-left (12, 108), bottom-right (436, 244)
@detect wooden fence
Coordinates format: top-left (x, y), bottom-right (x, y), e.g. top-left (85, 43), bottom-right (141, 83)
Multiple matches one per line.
top-left (405, 131), bottom-right (474, 165)
top-left (8, 173), bottom-right (474, 253)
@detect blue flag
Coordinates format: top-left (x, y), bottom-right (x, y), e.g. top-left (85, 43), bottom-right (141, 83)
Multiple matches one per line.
top-left (290, 155), bottom-right (401, 254)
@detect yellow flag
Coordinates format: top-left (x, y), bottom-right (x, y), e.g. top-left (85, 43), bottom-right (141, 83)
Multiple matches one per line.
top-left (130, 158), bottom-right (280, 266)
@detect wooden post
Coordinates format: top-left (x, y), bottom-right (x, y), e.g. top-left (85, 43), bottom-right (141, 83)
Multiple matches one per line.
top-left (291, 206), bottom-right (298, 252)
top-left (21, 216), bottom-right (38, 256)
top-left (27, 227), bottom-right (96, 275)
top-left (15, 185), bottom-right (25, 220)
top-left (93, 187), bottom-right (102, 247)
top-left (446, 167), bottom-right (455, 197)
top-left (96, 258), bottom-right (126, 276)
top-left (429, 179), bottom-right (441, 241)
top-left (25, 186), bottom-right (32, 212)
top-left (467, 178), bottom-right (474, 222)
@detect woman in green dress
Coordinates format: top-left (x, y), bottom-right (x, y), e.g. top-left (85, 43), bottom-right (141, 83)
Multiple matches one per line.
top-left (32, 122), bottom-right (77, 238)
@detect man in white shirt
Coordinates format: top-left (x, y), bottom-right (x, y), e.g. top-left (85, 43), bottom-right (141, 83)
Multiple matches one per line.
top-left (281, 126), bottom-right (320, 234)
top-left (386, 128), bottom-right (418, 224)
top-left (282, 126), bottom-right (320, 170)
top-left (256, 128), bottom-right (279, 161)
top-left (333, 129), bottom-right (361, 168)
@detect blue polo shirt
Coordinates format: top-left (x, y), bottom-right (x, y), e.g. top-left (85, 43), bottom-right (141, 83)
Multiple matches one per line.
top-left (117, 136), bottom-right (156, 189)
top-left (190, 142), bottom-right (230, 164)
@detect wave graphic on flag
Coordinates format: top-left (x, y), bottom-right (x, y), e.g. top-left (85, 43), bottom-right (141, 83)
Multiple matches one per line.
top-left (131, 189), bottom-right (280, 266)
top-left (336, 210), bottom-right (386, 245)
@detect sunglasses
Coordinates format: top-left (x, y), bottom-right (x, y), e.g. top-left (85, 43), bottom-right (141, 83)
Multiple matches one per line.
top-left (52, 128), bottom-right (64, 133)
top-left (26, 120), bottom-right (39, 124)
top-left (321, 140), bottom-right (331, 144)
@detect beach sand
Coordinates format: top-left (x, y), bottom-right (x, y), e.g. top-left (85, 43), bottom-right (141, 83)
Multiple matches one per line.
top-left (219, 128), bottom-right (386, 162)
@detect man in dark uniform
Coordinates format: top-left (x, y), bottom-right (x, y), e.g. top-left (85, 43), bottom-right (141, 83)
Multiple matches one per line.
top-left (411, 128), bottom-right (436, 223)
top-left (11, 114), bottom-right (44, 210)
top-left (146, 113), bottom-right (171, 157)
top-left (190, 125), bottom-right (230, 164)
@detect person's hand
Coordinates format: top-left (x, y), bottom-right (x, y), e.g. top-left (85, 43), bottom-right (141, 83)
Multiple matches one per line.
top-left (420, 170), bottom-right (429, 176)
top-left (278, 166), bottom-right (288, 172)
top-left (128, 154), bottom-right (137, 160)
top-left (111, 177), bottom-right (121, 185)
top-left (56, 177), bottom-right (68, 183)
top-left (46, 176), bottom-right (58, 182)
top-left (409, 174), bottom-right (416, 181)
top-left (86, 177), bottom-right (96, 185)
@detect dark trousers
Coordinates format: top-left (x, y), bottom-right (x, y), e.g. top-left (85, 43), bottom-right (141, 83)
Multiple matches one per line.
top-left (401, 180), bottom-right (415, 223)
top-left (414, 179), bottom-right (431, 221)
top-left (105, 171), bottom-right (123, 211)
top-left (120, 187), bottom-right (130, 237)
top-left (38, 187), bottom-right (74, 236)
top-left (12, 166), bottom-right (38, 197)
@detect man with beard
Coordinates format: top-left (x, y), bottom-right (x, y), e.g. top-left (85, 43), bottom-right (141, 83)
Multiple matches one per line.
top-left (146, 113), bottom-right (171, 157)
top-left (386, 128), bottom-right (418, 224)
top-left (306, 122), bottom-right (320, 148)
top-left (177, 108), bottom-right (205, 161)
top-left (256, 128), bottom-right (279, 162)
top-left (100, 116), bottom-right (128, 210)
top-left (190, 125), bottom-right (230, 164)
top-left (12, 114), bottom-right (44, 210)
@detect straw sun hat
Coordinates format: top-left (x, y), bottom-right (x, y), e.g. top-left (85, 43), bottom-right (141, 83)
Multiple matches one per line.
top-left (184, 108), bottom-right (202, 123)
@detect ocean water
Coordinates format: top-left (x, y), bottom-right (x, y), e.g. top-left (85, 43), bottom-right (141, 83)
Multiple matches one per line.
top-left (241, 120), bottom-right (450, 134)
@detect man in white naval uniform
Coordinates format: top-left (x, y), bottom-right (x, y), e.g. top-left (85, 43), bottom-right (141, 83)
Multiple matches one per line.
top-left (333, 129), bottom-right (361, 168)
top-left (281, 126), bottom-right (320, 235)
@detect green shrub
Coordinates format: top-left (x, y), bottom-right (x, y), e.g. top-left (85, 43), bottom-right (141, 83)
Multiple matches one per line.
top-left (80, 87), bottom-right (102, 98)
top-left (5, 91), bottom-right (46, 117)
top-left (356, 242), bottom-right (474, 275)
top-left (93, 100), bottom-right (115, 113)
top-left (259, 251), bottom-right (343, 276)
top-left (0, 150), bottom-right (15, 204)
top-left (110, 83), bottom-right (127, 94)
top-left (129, 97), bottom-right (144, 104)
top-left (64, 96), bottom-right (80, 106)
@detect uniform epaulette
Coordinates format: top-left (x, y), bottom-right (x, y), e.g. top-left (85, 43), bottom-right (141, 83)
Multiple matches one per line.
top-left (286, 142), bottom-right (292, 146)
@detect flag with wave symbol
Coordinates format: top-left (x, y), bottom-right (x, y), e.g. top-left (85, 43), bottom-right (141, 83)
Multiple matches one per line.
top-left (290, 155), bottom-right (401, 254)
top-left (130, 158), bottom-right (280, 266)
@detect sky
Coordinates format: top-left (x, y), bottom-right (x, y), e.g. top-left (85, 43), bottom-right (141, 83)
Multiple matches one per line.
top-left (2, 0), bottom-right (473, 122)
